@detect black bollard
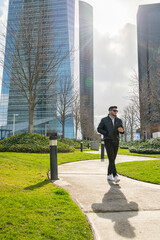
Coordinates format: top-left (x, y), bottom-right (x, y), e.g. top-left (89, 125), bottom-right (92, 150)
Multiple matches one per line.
top-left (49, 132), bottom-right (58, 180)
top-left (101, 139), bottom-right (104, 162)
top-left (81, 140), bottom-right (83, 152)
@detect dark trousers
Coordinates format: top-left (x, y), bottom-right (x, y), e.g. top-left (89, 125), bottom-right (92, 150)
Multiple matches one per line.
top-left (105, 139), bottom-right (119, 177)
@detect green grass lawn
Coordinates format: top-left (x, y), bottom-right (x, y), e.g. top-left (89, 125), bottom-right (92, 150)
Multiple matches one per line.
top-left (0, 152), bottom-right (101, 240)
top-left (1, 149), bottom-right (160, 239)
top-left (116, 160), bottom-right (160, 184)
top-left (118, 148), bottom-right (160, 158)
top-left (117, 148), bottom-right (160, 184)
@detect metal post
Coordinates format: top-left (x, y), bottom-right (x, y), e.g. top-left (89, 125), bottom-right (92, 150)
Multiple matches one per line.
top-left (101, 139), bottom-right (104, 162)
top-left (49, 132), bottom-right (58, 180)
top-left (81, 140), bottom-right (83, 152)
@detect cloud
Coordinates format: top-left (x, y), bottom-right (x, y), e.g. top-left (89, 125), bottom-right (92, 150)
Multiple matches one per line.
top-left (94, 23), bottom-right (137, 125)
top-left (0, 0), bottom-right (8, 34)
top-left (0, 0), bottom-right (8, 18)
top-left (0, 0), bottom-right (5, 16)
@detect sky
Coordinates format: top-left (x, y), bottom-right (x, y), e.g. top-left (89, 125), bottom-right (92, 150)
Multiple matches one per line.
top-left (0, 0), bottom-right (160, 127)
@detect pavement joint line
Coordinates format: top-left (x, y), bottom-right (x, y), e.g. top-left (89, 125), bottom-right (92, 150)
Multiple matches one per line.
top-left (74, 199), bottom-right (101, 240)
top-left (86, 218), bottom-right (101, 240)
top-left (75, 198), bottom-right (84, 210)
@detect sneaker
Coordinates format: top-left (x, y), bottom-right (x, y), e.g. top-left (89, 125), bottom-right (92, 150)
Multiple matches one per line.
top-left (114, 176), bottom-right (120, 183)
top-left (107, 174), bottom-right (114, 181)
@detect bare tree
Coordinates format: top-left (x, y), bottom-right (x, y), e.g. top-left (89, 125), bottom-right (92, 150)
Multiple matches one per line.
top-left (92, 127), bottom-right (101, 141)
top-left (124, 65), bottom-right (160, 140)
top-left (121, 107), bottom-right (129, 142)
top-left (0, 1), bottom-right (69, 133)
top-left (128, 70), bottom-right (152, 139)
top-left (73, 92), bottom-right (80, 139)
top-left (57, 74), bottom-right (75, 138)
top-left (129, 70), bottom-right (141, 125)
top-left (80, 106), bottom-right (94, 140)
top-left (122, 71), bottom-right (140, 141)
top-left (122, 104), bottom-right (139, 141)
top-left (127, 105), bottom-right (137, 141)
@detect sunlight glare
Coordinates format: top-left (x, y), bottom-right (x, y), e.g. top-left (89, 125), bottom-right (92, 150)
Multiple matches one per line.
top-left (94, 0), bottom-right (131, 35)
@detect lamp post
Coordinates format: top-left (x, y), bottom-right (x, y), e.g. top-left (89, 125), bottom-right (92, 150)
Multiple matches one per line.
top-left (13, 114), bottom-right (19, 135)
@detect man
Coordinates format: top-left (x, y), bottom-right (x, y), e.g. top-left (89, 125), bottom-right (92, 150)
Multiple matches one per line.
top-left (97, 106), bottom-right (124, 183)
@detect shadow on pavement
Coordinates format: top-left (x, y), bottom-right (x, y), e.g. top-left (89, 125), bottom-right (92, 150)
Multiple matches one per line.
top-left (92, 181), bottom-right (139, 239)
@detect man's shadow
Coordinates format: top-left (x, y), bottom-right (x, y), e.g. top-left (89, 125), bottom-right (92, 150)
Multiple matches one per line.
top-left (92, 181), bottom-right (139, 239)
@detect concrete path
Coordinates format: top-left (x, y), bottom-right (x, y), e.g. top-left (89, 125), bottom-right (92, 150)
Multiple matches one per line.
top-left (54, 155), bottom-right (160, 240)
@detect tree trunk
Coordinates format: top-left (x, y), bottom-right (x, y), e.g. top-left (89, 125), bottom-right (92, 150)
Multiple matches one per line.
top-left (124, 121), bottom-right (127, 142)
top-left (124, 132), bottom-right (127, 142)
top-left (75, 125), bottom-right (78, 140)
top-left (29, 105), bottom-right (34, 133)
top-left (62, 117), bottom-right (65, 138)
top-left (131, 126), bottom-right (133, 141)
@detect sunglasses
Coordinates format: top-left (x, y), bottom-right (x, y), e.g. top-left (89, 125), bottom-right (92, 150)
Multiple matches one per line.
top-left (112, 110), bottom-right (118, 113)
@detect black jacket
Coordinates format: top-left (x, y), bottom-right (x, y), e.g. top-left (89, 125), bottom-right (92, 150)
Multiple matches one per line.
top-left (97, 115), bottom-right (124, 141)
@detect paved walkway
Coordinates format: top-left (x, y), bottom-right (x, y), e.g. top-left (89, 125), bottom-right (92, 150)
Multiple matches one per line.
top-left (54, 155), bottom-right (160, 240)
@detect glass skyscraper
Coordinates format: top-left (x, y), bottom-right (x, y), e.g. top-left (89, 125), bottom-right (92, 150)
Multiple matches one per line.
top-left (79, 0), bottom-right (94, 138)
top-left (137, 3), bottom-right (160, 136)
top-left (0, 0), bottom-right (75, 138)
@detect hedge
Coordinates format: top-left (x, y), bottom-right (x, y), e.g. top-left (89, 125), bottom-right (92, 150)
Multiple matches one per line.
top-left (58, 138), bottom-right (89, 149)
top-left (129, 147), bottom-right (160, 154)
top-left (0, 133), bottom-right (75, 153)
top-left (128, 138), bottom-right (160, 154)
top-left (119, 139), bottom-right (145, 149)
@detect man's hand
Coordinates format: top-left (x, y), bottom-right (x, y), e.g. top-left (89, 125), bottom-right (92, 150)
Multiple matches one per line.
top-left (118, 127), bottom-right (124, 133)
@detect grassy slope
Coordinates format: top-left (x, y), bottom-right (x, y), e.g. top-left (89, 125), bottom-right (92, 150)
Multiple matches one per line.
top-left (0, 152), bottom-right (99, 240)
top-left (1, 148), bottom-right (160, 239)
top-left (118, 148), bottom-right (160, 158)
top-left (117, 148), bottom-right (160, 184)
top-left (116, 160), bottom-right (160, 184)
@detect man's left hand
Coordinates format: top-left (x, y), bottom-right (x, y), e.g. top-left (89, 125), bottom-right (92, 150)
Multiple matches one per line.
top-left (118, 127), bottom-right (124, 133)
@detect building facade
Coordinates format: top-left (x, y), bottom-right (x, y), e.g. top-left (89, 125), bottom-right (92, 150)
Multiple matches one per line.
top-left (137, 3), bottom-right (160, 137)
top-left (1, 0), bottom-right (75, 138)
top-left (79, 0), bottom-right (94, 139)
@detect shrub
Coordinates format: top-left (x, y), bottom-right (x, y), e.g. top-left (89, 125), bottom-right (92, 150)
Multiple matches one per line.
top-left (58, 138), bottom-right (90, 149)
top-left (119, 140), bottom-right (145, 149)
top-left (0, 133), bottom-right (75, 153)
top-left (58, 138), bottom-right (80, 148)
top-left (57, 142), bottom-right (75, 153)
top-left (128, 138), bottom-right (160, 154)
top-left (129, 147), bottom-right (160, 154)
top-left (0, 133), bottom-right (49, 146)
